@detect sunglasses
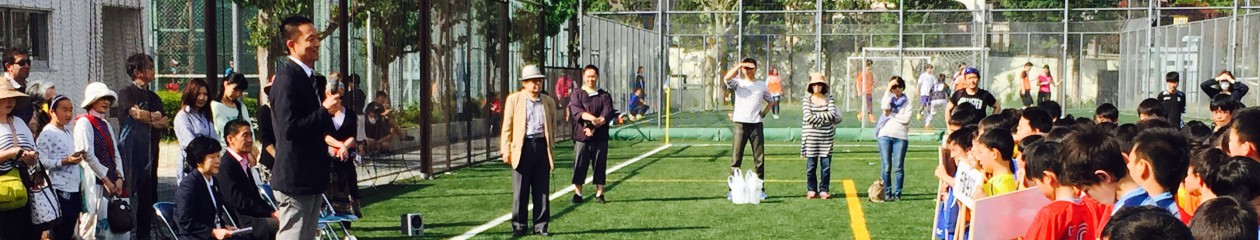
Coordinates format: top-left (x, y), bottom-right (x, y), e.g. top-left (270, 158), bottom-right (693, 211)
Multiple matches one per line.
top-left (12, 60), bottom-right (29, 67)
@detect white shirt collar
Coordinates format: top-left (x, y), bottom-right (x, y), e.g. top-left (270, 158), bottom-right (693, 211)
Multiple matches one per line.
top-left (288, 56), bottom-right (313, 77)
top-left (3, 73), bottom-right (18, 88)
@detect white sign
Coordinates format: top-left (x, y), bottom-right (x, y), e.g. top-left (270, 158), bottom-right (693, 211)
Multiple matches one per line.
top-left (969, 188), bottom-right (1053, 240)
top-left (952, 162), bottom-right (985, 209)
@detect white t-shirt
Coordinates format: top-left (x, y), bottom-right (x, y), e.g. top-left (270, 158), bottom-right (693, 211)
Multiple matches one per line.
top-left (918, 73), bottom-right (938, 96)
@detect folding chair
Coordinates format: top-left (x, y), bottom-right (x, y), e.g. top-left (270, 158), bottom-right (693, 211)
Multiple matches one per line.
top-left (319, 194), bottom-right (357, 239)
top-left (153, 202), bottom-right (178, 239)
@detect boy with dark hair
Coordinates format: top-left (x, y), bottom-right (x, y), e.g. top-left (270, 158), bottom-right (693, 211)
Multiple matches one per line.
top-left (1179, 148), bottom-right (1228, 217)
top-left (1202, 156), bottom-right (1260, 202)
top-left (1189, 196), bottom-right (1258, 240)
top-left (973, 129), bottom-right (1017, 198)
top-left (1023, 141), bottom-right (1096, 240)
top-left (1016, 107), bottom-right (1052, 141)
top-left (1101, 206), bottom-right (1193, 240)
top-left (1158, 72), bottom-right (1187, 126)
top-left (1228, 107), bottom-right (1260, 161)
top-left (1040, 100), bottom-right (1063, 120)
top-left (1181, 121), bottom-right (1214, 147)
top-left (933, 126), bottom-right (977, 240)
top-left (1058, 126), bottom-right (1142, 216)
top-left (1137, 98), bottom-right (1164, 120)
top-left (1095, 103), bottom-right (1119, 124)
top-left (948, 107), bottom-right (981, 128)
top-left (1127, 128), bottom-right (1191, 218)
top-left (978, 115), bottom-right (1014, 137)
top-left (1210, 95), bottom-right (1242, 131)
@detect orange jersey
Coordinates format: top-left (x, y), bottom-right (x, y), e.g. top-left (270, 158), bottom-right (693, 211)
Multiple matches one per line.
top-left (857, 70), bottom-right (874, 94)
top-left (767, 75), bottom-right (783, 95)
top-left (1024, 200), bottom-right (1096, 240)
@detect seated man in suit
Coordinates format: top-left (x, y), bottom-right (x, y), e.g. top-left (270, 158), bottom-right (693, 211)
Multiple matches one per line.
top-left (175, 137), bottom-right (238, 240)
top-left (219, 119), bottom-right (280, 239)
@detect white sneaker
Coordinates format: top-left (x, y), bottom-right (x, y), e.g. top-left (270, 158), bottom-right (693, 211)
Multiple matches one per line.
top-left (773, 115), bottom-right (779, 119)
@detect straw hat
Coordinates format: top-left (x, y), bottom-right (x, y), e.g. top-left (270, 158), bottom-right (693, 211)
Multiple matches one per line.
top-left (0, 81), bottom-right (29, 110)
top-left (520, 65), bottom-right (546, 81)
top-left (81, 82), bottom-right (117, 109)
top-left (807, 72), bottom-right (829, 94)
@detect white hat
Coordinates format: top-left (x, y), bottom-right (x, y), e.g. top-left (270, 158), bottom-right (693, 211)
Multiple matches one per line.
top-left (81, 82), bottom-right (117, 109)
top-left (519, 65), bottom-right (546, 81)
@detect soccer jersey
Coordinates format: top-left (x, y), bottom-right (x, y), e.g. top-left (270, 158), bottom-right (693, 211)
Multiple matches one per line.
top-left (983, 173), bottom-right (1018, 196)
top-left (1175, 187), bottom-right (1200, 216)
top-left (1112, 188), bottom-right (1150, 215)
top-left (1081, 195), bottom-right (1112, 240)
top-left (1143, 191), bottom-right (1180, 218)
top-left (1024, 199), bottom-right (1095, 240)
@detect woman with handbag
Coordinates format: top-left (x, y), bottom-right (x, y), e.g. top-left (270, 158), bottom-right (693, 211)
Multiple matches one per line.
top-left (37, 95), bottom-right (83, 240)
top-left (74, 82), bottom-right (131, 239)
top-left (0, 82), bottom-right (39, 240)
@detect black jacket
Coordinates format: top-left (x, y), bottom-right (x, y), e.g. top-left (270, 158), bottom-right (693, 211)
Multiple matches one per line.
top-left (218, 152), bottom-right (274, 219)
top-left (175, 172), bottom-right (226, 240)
top-left (1200, 78), bottom-right (1250, 102)
top-left (268, 59), bottom-right (333, 194)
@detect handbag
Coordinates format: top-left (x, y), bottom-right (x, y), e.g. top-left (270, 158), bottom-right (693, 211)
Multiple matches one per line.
top-left (0, 120), bottom-right (29, 211)
top-left (0, 168), bottom-right (27, 211)
top-left (107, 197), bottom-right (134, 233)
top-left (29, 160), bottom-right (61, 225)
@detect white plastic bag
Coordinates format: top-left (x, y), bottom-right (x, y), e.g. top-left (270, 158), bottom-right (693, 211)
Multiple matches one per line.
top-left (744, 170), bottom-right (763, 204)
top-left (728, 170), bottom-right (749, 204)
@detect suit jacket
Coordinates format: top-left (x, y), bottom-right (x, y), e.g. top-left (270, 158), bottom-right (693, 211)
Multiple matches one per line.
top-left (175, 172), bottom-right (227, 240)
top-left (499, 91), bottom-right (556, 170)
top-left (269, 58), bottom-right (333, 194)
top-left (218, 152), bottom-right (274, 219)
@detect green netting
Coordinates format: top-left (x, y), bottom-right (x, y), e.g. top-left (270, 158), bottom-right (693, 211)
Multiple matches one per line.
top-left (610, 126), bottom-right (944, 142)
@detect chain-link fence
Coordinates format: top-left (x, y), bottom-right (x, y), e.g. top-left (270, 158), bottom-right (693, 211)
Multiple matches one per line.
top-left (577, 0), bottom-right (1259, 140)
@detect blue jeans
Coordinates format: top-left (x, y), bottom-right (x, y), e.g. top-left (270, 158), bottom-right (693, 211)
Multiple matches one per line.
top-left (805, 156), bottom-right (832, 192)
top-left (877, 136), bottom-right (908, 199)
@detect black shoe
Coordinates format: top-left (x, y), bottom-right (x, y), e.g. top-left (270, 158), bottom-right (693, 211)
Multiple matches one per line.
top-left (572, 194), bottom-right (583, 203)
top-left (534, 231), bottom-right (550, 237)
top-left (403, 135), bottom-right (416, 141)
top-left (513, 230), bottom-right (527, 237)
top-left (596, 194), bottom-right (606, 204)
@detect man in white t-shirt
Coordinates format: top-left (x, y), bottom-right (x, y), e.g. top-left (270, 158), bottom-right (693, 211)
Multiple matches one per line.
top-left (721, 58), bottom-right (775, 200)
top-left (917, 64), bottom-right (937, 119)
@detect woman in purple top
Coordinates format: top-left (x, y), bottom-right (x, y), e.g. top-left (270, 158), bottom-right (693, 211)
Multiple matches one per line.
top-left (569, 65), bottom-right (616, 204)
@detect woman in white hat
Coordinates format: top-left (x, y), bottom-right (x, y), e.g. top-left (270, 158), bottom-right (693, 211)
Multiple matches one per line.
top-left (73, 81), bottom-right (130, 239)
top-left (173, 78), bottom-right (218, 181)
top-left (0, 82), bottom-right (39, 239)
top-left (800, 73), bottom-right (840, 200)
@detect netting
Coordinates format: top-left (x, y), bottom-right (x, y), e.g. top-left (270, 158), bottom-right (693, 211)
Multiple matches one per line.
top-left (843, 47), bottom-right (987, 113)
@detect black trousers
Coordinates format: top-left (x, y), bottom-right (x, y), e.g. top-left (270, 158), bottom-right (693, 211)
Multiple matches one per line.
top-left (511, 138), bottom-right (550, 233)
top-left (0, 204), bottom-right (35, 240)
top-left (53, 191), bottom-right (83, 240)
top-left (731, 122), bottom-right (766, 180)
top-left (571, 140), bottom-right (608, 186)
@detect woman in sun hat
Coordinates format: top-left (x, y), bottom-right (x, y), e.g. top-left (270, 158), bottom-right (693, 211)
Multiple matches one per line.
top-left (74, 81), bottom-right (131, 239)
top-left (0, 81), bottom-right (38, 239)
top-left (800, 72), bottom-right (840, 200)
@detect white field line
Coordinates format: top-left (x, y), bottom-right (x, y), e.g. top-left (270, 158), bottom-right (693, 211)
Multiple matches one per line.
top-left (452, 144), bottom-right (673, 240)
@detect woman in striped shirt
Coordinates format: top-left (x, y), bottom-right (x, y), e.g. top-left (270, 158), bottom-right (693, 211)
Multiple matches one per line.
top-left (801, 73), bottom-right (840, 199)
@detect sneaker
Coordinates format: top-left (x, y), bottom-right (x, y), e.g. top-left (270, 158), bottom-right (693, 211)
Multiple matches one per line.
top-left (596, 194), bottom-right (606, 204)
top-left (759, 191), bottom-right (767, 200)
top-left (773, 114), bottom-right (779, 119)
top-left (572, 194), bottom-right (583, 203)
top-left (806, 191), bottom-right (817, 199)
top-left (727, 191), bottom-right (733, 200)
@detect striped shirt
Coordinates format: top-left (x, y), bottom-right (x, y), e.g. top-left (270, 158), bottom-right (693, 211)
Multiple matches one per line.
top-left (801, 96), bottom-right (840, 157)
top-left (726, 78), bottom-right (772, 124)
top-left (0, 117), bottom-right (34, 172)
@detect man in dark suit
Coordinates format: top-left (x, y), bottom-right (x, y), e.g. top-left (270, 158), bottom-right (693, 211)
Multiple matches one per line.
top-left (219, 119), bottom-right (279, 240)
top-left (175, 137), bottom-right (236, 240)
top-left (269, 15), bottom-right (340, 239)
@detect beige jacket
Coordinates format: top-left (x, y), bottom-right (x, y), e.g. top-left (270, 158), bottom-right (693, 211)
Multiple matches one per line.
top-left (499, 91), bottom-right (556, 170)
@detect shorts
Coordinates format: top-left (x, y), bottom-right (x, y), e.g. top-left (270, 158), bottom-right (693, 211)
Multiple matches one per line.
top-left (864, 94), bottom-right (874, 114)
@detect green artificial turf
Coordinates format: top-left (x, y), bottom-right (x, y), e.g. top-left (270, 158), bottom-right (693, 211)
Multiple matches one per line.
top-left (350, 140), bottom-right (943, 239)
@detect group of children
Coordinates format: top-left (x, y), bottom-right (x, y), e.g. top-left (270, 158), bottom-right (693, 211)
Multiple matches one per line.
top-left (931, 76), bottom-right (1260, 240)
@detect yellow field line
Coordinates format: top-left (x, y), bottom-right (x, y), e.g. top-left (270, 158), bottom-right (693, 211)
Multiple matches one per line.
top-left (843, 179), bottom-right (872, 240)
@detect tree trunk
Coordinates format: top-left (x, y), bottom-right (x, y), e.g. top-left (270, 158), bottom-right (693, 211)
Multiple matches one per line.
top-left (256, 46), bottom-right (271, 103)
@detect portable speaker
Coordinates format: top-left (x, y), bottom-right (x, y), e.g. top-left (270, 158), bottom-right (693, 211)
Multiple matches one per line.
top-left (401, 213), bottom-right (424, 236)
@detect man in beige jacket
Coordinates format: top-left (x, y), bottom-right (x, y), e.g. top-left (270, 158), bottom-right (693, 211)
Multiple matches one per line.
top-left (500, 65), bottom-right (557, 237)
